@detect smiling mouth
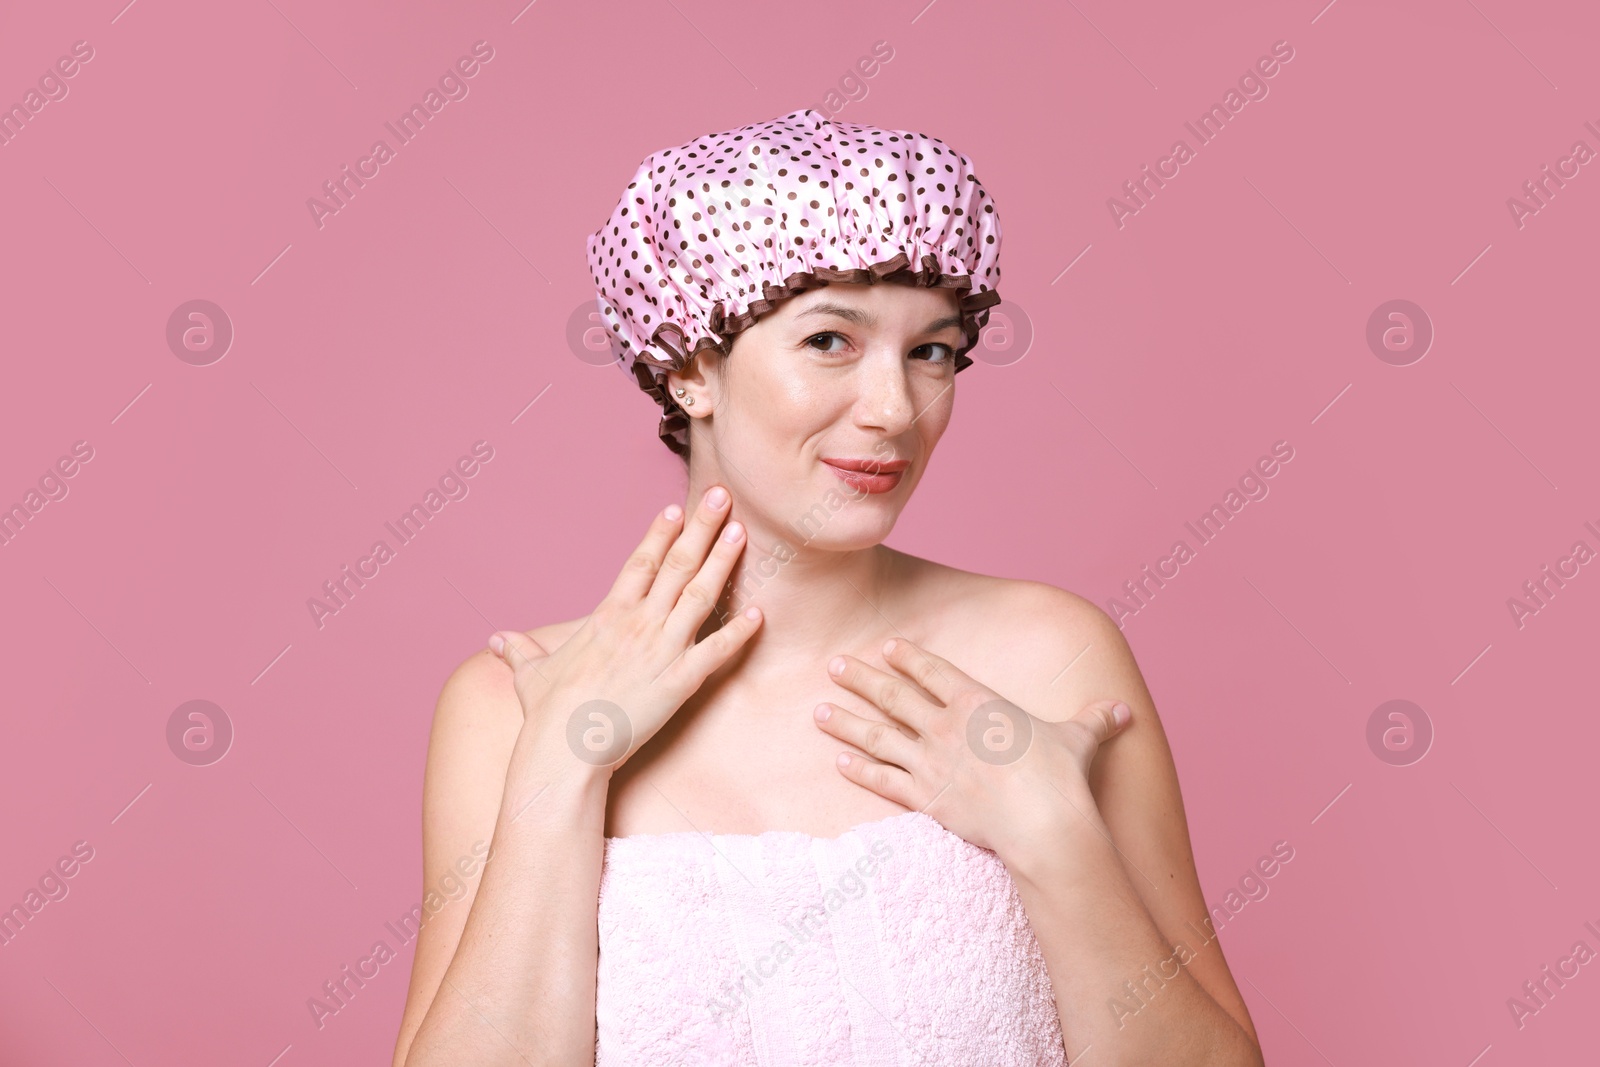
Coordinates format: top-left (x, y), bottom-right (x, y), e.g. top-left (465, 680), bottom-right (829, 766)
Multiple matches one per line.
top-left (821, 459), bottom-right (907, 493)
top-left (820, 457), bottom-right (910, 474)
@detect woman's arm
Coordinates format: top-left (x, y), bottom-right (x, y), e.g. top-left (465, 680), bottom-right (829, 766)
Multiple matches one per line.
top-left (392, 642), bottom-right (612, 1067)
top-left (392, 490), bottom-right (761, 1066)
top-left (1011, 596), bottom-right (1263, 1065)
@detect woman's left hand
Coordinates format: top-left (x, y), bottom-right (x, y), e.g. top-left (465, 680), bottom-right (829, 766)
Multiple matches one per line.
top-left (816, 637), bottom-right (1132, 861)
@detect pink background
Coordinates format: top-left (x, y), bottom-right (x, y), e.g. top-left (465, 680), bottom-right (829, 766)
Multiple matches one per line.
top-left (2, 0), bottom-right (1597, 1063)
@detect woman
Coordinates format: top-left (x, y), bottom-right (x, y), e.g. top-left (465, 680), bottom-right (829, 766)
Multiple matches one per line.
top-left (392, 109), bottom-right (1265, 1066)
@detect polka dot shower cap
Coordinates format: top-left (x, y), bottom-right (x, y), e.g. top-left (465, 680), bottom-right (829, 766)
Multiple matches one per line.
top-left (585, 107), bottom-right (1003, 458)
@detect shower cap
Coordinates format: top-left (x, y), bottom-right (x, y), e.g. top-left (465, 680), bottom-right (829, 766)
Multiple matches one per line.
top-left (584, 107), bottom-right (1003, 458)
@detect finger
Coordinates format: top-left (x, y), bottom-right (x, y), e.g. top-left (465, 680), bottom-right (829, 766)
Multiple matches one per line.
top-left (813, 702), bottom-right (919, 770)
top-left (834, 750), bottom-right (916, 808)
top-left (1063, 700), bottom-right (1132, 753)
top-left (827, 655), bottom-right (934, 735)
top-left (672, 603), bottom-right (763, 688)
top-left (881, 638), bottom-right (971, 707)
top-left (488, 629), bottom-right (551, 682)
top-left (662, 516), bottom-right (748, 643)
top-left (603, 504), bottom-right (686, 605)
top-left (644, 485), bottom-right (732, 614)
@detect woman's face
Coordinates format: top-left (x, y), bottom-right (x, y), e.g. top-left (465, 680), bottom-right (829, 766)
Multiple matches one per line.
top-left (681, 281), bottom-right (969, 552)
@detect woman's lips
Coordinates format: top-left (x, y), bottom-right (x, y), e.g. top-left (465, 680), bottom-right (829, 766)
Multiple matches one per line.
top-left (822, 460), bottom-right (905, 494)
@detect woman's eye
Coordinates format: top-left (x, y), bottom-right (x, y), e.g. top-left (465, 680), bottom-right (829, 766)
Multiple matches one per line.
top-left (804, 334), bottom-right (954, 362)
top-left (805, 331), bottom-right (849, 354)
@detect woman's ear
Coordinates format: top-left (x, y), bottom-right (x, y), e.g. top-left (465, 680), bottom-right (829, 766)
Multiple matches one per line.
top-left (665, 347), bottom-right (720, 417)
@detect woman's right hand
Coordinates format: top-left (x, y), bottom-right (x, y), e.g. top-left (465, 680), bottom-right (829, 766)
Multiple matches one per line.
top-left (487, 485), bottom-right (761, 775)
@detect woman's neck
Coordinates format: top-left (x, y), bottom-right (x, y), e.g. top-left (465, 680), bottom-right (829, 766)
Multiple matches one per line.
top-left (698, 505), bottom-right (903, 673)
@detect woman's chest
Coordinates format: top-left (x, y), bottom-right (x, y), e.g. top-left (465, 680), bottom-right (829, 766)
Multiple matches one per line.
top-left (604, 671), bottom-right (912, 838)
top-left (600, 590), bottom-right (1052, 840)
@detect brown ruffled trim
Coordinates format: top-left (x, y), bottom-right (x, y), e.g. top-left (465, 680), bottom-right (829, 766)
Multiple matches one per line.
top-left (630, 251), bottom-right (1002, 459)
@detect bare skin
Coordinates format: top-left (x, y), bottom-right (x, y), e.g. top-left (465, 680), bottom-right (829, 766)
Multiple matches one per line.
top-left (392, 282), bottom-right (1265, 1066)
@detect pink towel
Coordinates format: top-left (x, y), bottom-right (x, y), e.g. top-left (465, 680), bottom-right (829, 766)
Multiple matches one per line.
top-left (595, 810), bottom-right (1067, 1065)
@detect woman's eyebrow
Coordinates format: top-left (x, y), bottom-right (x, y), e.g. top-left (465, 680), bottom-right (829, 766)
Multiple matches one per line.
top-left (796, 302), bottom-right (874, 326)
top-left (795, 302), bottom-right (963, 334)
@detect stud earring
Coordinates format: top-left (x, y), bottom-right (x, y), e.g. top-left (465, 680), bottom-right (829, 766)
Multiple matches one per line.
top-left (683, 395), bottom-right (694, 406)
top-left (673, 387), bottom-right (686, 397)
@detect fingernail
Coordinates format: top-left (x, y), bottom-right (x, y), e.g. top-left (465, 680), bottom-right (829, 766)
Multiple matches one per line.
top-left (722, 521), bottom-right (744, 542)
top-left (664, 504), bottom-right (683, 521)
top-left (1112, 701), bottom-right (1131, 726)
top-left (828, 656), bottom-right (847, 676)
top-left (706, 486), bottom-right (728, 508)
top-left (488, 633), bottom-right (506, 657)
top-left (883, 638), bottom-right (898, 656)
top-left (837, 753), bottom-right (851, 768)
top-left (814, 704), bottom-right (832, 722)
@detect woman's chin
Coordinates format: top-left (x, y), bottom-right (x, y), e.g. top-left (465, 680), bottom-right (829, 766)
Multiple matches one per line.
top-left (794, 511), bottom-right (900, 552)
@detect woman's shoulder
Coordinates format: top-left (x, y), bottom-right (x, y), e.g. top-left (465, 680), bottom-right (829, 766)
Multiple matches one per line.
top-left (434, 614), bottom-right (593, 725)
top-left (894, 548), bottom-right (1115, 642)
top-left (892, 550), bottom-right (1135, 715)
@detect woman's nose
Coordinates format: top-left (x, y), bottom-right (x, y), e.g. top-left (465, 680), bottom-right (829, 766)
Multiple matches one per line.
top-left (855, 353), bottom-right (915, 434)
